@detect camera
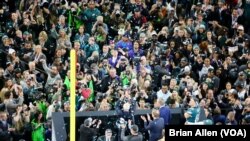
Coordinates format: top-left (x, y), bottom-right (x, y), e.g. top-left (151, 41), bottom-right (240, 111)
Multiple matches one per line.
top-left (40, 1), bottom-right (49, 8)
top-left (111, 80), bottom-right (120, 89)
top-left (120, 58), bottom-right (127, 62)
top-left (152, 36), bottom-right (158, 43)
top-left (26, 11), bottom-right (31, 15)
top-left (144, 23), bottom-right (149, 29)
top-left (34, 92), bottom-right (46, 100)
top-left (98, 23), bottom-right (103, 27)
top-left (115, 10), bottom-right (121, 17)
top-left (125, 70), bottom-right (130, 75)
top-left (133, 57), bottom-right (141, 66)
top-left (156, 5), bottom-right (161, 10)
top-left (71, 8), bottom-right (77, 15)
top-left (61, 0), bottom-right (66, 5)
top-left (183, 40), bottom-right (190, 46)
top-left (137, 92), bottom-right (143, 97)
top-left (116, 118), bottom-right (127, 129)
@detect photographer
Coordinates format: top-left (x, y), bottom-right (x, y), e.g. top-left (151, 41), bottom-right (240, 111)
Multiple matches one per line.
top-left (79, 118), bottom-right (102, 141)
top-left (66, 2), bottom-right (83, 37)
top-left (148, 0), bottom-right (166, 30)
top-left (93, 25), bottom-right (107, 47)
top-left (92, 16), bottom-right (108, 36)
top-left (100, 68), bottom-right (120, 93)
top-left (146, 33), bottom-right (162, 58)
top-left (4, 87), bottom-right (24, 116)
top-left (115, 88), bottom-right (136, 121)
top-left (116, 56), bottom-right (129, 75)
top-left (127, 8), bottom-right (147, 29)
top-left (110, 3), bottom-right (126, 35)
top-left (120, 66), bottom-right (136, 87)
top-left (22, 74), bottom-right (40, 104)
top-left (134, 89), bottom-right (153, 104)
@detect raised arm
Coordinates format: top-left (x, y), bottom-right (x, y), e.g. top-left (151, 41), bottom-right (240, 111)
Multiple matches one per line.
top-left (40, 59), bottom-right (52, 74)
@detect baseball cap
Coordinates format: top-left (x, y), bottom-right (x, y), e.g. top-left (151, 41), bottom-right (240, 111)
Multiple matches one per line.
top-left (23, 31), bottom-right (30, 35)
top-left (123, 32), bottom-right (130, 38)
top-left (134, 8), bottom-right (141, 13)
top-left (14, 68), bottom-right (22, 74)
top-left (6, 62), bottom-right (11, 67)
top-left (238, 25), bottom-right (244, 31)
top-left (208, 68), bottom-right (214, 73)
top-left (2, 35), bottom-right (8, 41)
top-left (139, 33), bottom-right (146, 38)
top-left (236, 82), bottom-right (244, 88)
top-left (181, 57), bottom-right (188, 62)
top-left (199, 24), bottom-right (206, 29)
top-left (193, 44), bottom-right (199, 50)
top-left (8, 48), bottom-right (16, 54)
top-left (151, 31), bottom-right (157, 36)
top-left (184, 66), bottom-right (191, 73)
top-left (118, 28), bottom-right (125, 35)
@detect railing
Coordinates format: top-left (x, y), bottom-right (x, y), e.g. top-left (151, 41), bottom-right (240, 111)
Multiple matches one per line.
top-left (51, 108), bottom-right (183, 141)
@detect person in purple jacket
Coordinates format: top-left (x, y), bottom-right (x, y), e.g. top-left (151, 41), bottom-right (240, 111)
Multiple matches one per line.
top-left (128, 41), bottom-right (144, 60)
top-left (108, 49), bottom-right (120, 68)
top-left (115, 32), bottom-right (133, 51)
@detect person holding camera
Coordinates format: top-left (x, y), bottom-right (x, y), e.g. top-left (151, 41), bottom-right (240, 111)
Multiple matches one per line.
top-left (66, 2), bottom-right (83, 35)
top-left (120, 66), bottom-right (136, 87)
top-left (93, 25), bottom-right (107, 47)
top-left (92, 16), bottom-right (108, 35)
top-left (84, 36), bottom-right (100, 58)
top-left (4, 86), bottom-right (24, 116)
top-left (100, 67), bottom-right (120, 93)
top-left (79, 118), bottom-right (102, 141)
top-left (115, 88), bottom-right (136, 121)
top-left (110, 3), bottom-right (125, 33)
top-left (128, 8), bottom-right (147, 29)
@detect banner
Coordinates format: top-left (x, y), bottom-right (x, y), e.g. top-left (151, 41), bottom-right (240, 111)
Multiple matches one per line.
top-left (165, 125), bottom-right (250, 141)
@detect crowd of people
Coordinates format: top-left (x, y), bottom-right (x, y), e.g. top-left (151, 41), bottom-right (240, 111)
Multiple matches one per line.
top-left (0, 0), bottom-right (250, 141)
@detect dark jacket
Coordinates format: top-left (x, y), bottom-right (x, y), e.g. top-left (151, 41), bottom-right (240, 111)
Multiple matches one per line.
top-left (96, 135), bottom-right (116, 141)
top-left (144, 118), bottom-right (164, 141)
top-left (121, 128), bottom-right (143, 141)
top-left (159, 106), bottom-right (171, 125)
top-left (0, 121), bottom-right (11, 141)
top-left (79, 125), bottom-right (98, 141)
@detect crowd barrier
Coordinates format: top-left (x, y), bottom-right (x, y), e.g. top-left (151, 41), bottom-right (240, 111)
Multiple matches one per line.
top-left (52, 108), bottom-right (184, 141)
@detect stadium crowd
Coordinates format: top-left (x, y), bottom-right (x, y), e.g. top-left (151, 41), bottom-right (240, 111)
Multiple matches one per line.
top-left (0, 0), bottom-right (250, 141)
